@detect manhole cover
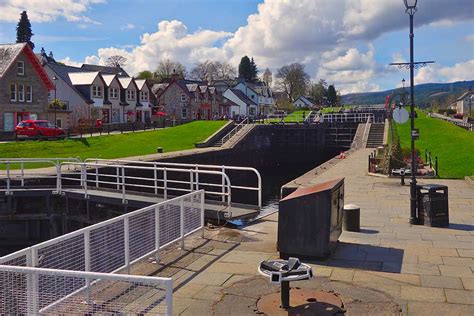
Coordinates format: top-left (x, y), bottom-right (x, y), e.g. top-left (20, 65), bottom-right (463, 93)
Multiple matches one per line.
top-left (257, 288), bottom-right (344, 315)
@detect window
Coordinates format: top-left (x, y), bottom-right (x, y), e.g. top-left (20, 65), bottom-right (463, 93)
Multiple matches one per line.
top-left (18, 85), bottom-right (25, 102)
top-left (181, 108), bottom-right (187, 119)
top-left (127, 89), bottom-right (135, 101)
top-left (10, 84), bottom-right (17, 101)
top-left (92, 85), bottom-right (102, 98)
top-left (17, 61), bottom-right (24, 75)
top-left (181, 93), bottom-right (186, 102)
top-left (26, 85), bottom-right (32, 102)
top-left (140, 90), bottom-right (148, 102)
top-left (110, 87), bottom-right (118, 99)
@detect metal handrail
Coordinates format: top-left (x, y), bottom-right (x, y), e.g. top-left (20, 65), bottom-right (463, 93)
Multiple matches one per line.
top-left (220, 117), bottom-right (248, 145)
top-left (84, 158), bottom-right (263, 208)
top-left (58, 162), bottom-right (232, 206)
top-left (322, 113), bottom-right (374, 123)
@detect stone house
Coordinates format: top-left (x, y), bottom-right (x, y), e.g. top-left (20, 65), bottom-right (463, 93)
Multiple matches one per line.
top-left (0, 43), bottom-right (53, 131)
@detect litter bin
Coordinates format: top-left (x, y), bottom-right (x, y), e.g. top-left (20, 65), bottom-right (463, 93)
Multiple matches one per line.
top-left (417, 184), bottom-right (449, 227)
top-left (278, 178), bottom-right (344, 259)
top-left (343, 204), bottom-right (360, 232)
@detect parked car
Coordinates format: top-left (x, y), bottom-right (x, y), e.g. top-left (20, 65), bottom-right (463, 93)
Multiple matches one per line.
top-left (15, 120), bottom-right (65, 139)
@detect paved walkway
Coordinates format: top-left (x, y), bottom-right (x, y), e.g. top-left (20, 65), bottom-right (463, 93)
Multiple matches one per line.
top-left (150, 148), bottom-right (473, 315)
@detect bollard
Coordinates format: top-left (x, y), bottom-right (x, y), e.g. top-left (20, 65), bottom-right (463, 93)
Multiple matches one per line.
top-left (157, 147), bottom-right (163, 153)
top-left (343, 204), bottom-right (360, 232)
top-left (400, 169), bottom-right (405, 186)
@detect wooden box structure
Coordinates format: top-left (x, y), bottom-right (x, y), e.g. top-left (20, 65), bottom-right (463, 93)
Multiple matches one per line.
top-left (278, 178), bottom-right (344, 259)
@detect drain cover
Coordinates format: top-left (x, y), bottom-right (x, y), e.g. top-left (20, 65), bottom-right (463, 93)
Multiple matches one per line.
top-left (257, 288), bottom-right (344, 315)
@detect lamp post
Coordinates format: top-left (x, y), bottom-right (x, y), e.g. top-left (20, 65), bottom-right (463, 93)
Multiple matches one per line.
top-left (52, 75), bottom-right (58, 126)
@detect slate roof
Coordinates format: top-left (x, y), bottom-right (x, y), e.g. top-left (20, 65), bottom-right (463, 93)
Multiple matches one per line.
top-left (0, 43), bottom-right (25, 78)
top-left (69, 71), bottom-right (100, 85)
top-left (231, 88), bottom-right (257, 105)
top-left (456, 91), bottom-right (473, 101)
top-left (152, 83), bottom-right (168, 94)
top-left (81, 64), bottom-right (129, 77)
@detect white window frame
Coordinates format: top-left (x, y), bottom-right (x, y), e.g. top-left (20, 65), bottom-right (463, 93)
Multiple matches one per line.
top-left (110, 87), bottom-right (118, 99)
top-left (92, 85), bottom-right (102, 98)
top-left (141, 90), bottom-right (148, 102)
top-left (10, 84), bottom-right (17, 101)
top-left (127, 89), bottom-right (135, 101)
top-left (18, 85), bottom-right (25, 102)
top-left (181, 93), bottom-right (186, 102)
top-left (181, 108), bottom-right (187, 119)
top-left (26, 85), bottom-right (32, 102)
top-left (17, 61), bottom-right (25, 75)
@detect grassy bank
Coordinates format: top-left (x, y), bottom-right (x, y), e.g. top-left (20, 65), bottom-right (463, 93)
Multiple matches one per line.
top-left (394, 110), bottom-right (474, 179)
top-left (0, 121), bottom-right (226, 167)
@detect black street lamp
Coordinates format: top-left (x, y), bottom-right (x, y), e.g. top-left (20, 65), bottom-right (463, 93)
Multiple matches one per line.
top-left (390, 0), bottom-right (434, 225)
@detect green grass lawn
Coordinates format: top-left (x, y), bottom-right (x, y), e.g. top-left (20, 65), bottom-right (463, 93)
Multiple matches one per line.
top-left (394, 110), bottom-right (474, 179)
top-left (266, 110), bottom-right (308, 123)
top-left (0, 121), bottom-right (226, 168)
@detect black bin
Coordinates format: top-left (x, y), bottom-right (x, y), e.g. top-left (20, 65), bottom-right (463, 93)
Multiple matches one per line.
top-left (417, 184), bottom-right (449, 227)
top-left (278, 178), bottom-right (344, 259)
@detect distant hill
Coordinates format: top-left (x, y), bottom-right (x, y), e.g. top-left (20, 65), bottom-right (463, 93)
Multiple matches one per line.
top-left (342, 80), bottom-right (474, 106)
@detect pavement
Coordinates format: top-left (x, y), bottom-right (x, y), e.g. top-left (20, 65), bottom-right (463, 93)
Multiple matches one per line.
top-left (140, 147), bottom-right (473, 315)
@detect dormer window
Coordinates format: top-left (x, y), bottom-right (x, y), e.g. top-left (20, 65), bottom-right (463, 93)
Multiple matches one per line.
top-left (92, 85), bottom-right (102, 98)
top-left (127, 89), bottom-right (135, 101)
top-left (181, 93), bottom-right (186, 102)
top-left (17, 61), bottom-right (25, 75)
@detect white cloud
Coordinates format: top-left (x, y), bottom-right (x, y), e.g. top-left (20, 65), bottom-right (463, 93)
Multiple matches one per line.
top-left (0, 0), bottom-right (105, 24)
top-left (121, 23), bottom-right (136, 30)
top-left (68, 0), bottom-right (473, 92)
top-left (415, 60), bottom-right (474, 84)
top-left (60, 56), bottom-right (82, 67)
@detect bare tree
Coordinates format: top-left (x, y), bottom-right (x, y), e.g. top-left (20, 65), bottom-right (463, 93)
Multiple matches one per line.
top-left (275, 63), bottom-right (310, 102)
top-left (155, 59), bottom-right (187, 81)
top-left (190, 60), bottom-right (236, 82)
top-left (262, 68), bottom-right (273, 87)
top-left (105, 55), bottom-right (127, 68)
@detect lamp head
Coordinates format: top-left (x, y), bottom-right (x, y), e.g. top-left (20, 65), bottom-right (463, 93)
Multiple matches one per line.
top-left (404, 0), bottom-right (417, 15)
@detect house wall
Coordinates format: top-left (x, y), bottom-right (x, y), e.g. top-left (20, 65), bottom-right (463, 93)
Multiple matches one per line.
top-left (138, 84), bottom-right (152, 123)
top-left (0, 51), bottom-right (49, 131)
top-left (160, 83), bottom-right (193, 120)
top-left (44, 66), bottom-right (89, 128)
top-left (107, 78), bottom-right (122, 123)
top-left (223, 89), bottom-right (247, 117)
top-left (124, 82), bottom-right (138, 122)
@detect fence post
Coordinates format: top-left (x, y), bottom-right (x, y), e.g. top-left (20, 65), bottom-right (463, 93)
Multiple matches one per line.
top-left (20, 159), bottom-right (25, 187)
top-left (116, 167), bottom-right (120, 190)
top-left (6, 162), bottom-right (10, 195)
top-left (56, 164), bottom-right (62, 194)
top-left (124, 217), bottom-right (130, 274)
top-left (26, 247), bottom-right (39, 314)
top-left (155, 206), bottom-right (160, 262)
top-left (195, 165), bottom-right (199, 191)
top-left (180, 199), bottom-right (185, 249)
top-left (429, 152), bottom-right (432, 169)
top-left (221, 166), bottom-right (225, 203)
top-left (84, 230), bottom-right (91, 303)
top-left (189, 171), bottom-right (193, 193)
top-left (435, 156), bottom-right (438, 177)
top-left (163, 168), bottom-right (167, 200)
top-left (166, 281), bottom-right (173, 316)
top-left (154, 164), bottom-right (158, 195)
top-left (122, 166), bottom-right (126, 204)
top-left (425, 148), bottom-right (428, 162)
top-left (201, 190), bottom-right (205, 238)
top-left (95, 165), bottom-right (99, 188)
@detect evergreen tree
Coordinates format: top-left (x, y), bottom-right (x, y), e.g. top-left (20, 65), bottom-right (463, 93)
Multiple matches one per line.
top-left (238, 56), bottom-right (252, 81)
top-left (16, 11), bottom-right (34, 50)
top-left (250, 57), bottom-right (258, 81)
top-left (327, 85), bottom-right (338, 106)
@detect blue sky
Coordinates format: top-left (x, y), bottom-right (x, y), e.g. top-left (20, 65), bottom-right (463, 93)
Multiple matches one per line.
top-left (0, 0), bottom-right (472, 93)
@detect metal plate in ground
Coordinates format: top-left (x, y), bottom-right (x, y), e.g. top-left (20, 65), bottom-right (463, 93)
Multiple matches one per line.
top-left (393, 108), bottom-right (409, 124)
top-left (257, 288), bottom-right (344, 315)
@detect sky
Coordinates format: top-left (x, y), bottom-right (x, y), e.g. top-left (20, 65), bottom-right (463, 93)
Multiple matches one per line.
top-left (0, 0), bottom-right (473, 94)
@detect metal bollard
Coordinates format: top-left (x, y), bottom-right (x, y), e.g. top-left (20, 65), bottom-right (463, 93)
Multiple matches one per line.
top-left (400, 169), bottom-right (405, 186)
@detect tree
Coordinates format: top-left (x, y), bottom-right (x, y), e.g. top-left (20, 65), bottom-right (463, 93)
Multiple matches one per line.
top-left (190, 60), bottom-right (236, 82)
top-left (262, 68), bottom-right (272, 87)
top-left (327, 85), bottom-right (338, 106)
top-left (238, 56), bottom-right (253, 81)
top-left (214, 61), bottom-right (236, 82)
top-left (106, 55), bottom-right (127, 68)
top-left (308, 79), bottom-right (328, 105)
top-left (155, 59), bottom-right (187, 81)
top-left (275, 63), bottom-right (310, 102)
top-left (16, 11), bottom-right (34, 50)
top-left (137, 70), bottom-right (154, 79)
top-left (250, 57), bottom-right (258, 81)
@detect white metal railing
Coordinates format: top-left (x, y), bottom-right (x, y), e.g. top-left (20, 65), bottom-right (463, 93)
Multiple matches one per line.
top-left (0, 265), bottom-right (173, 315)
top-left (84, 159), bottom-right (263, 208)
top-left (0, 190), bottom-right (204, 315)
top-left (57, 162), bottom-right (232, 206)
top-left (362, 115), bottom-right (373, 147)
top-left (219, 117), bottom-right (249, 145)
top-left (430, 112), bottom-right (473, 131)
top-left (322, 112), bottom-right (374, 123)
top-left (0, 158), bottom-right (81, 194)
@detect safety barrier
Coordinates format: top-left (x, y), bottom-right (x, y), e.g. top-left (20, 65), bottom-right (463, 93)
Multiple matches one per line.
top-left (321, 113), bottom-right (375, 123)
top-left (0, 190), bottom-right (204, 315)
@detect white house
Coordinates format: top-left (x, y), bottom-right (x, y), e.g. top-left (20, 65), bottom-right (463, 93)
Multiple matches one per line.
top-left (453, 90), bottom-right (473, 116)
top-left (102, 74), bottom-right (123, 123)
top-left (118, 77), bottom-right (139, 122)
top-left (135, 79), bottom-right (152, 123)
top-left (222, 88), bottom-right (258, 118)
top-left (293, 96), bottom-right (316, 108)
top-left (233, 80), bottom-right (275, 115)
